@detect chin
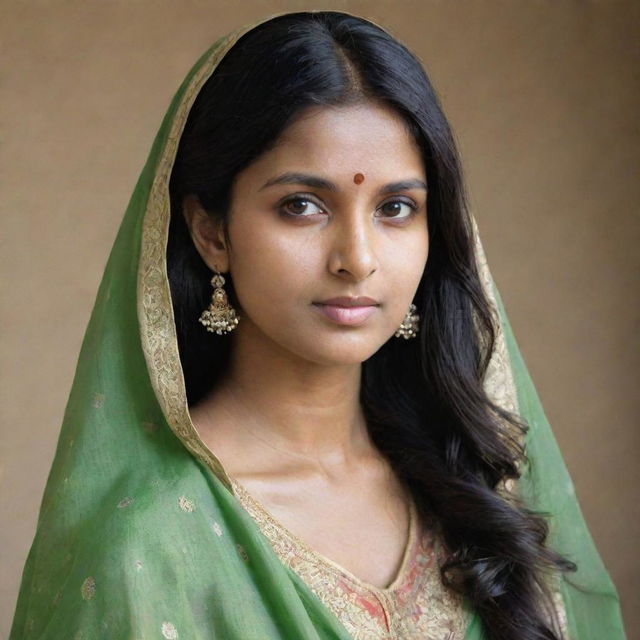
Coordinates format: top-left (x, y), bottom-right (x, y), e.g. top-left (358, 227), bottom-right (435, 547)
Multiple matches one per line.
top-left (284, 331), bottom-right (390, 367)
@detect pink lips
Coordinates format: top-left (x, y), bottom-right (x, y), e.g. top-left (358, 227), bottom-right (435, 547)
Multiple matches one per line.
top-left (312, 296), bottom-right (379, 326)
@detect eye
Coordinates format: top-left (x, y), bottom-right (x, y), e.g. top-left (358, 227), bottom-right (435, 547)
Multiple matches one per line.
top-left (278, 195), bottom-right (325, 217)
top-left (377, 199), bottom-right (417, 219)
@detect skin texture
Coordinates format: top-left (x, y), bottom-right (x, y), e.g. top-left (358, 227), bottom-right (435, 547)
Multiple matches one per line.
top-left (184, 101), bottom-right (429, 588)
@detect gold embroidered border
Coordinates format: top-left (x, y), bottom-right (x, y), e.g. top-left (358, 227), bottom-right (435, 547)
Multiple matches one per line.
top-left (472, 217), bottom-right (520, 418)
top-left (136, 21), bottom-right (259, 491)
top-left (471, 219), bottom-right (570, 638)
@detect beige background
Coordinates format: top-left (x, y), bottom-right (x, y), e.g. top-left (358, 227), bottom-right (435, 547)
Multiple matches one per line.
top-left (1, 1), bottom-right (637, 637)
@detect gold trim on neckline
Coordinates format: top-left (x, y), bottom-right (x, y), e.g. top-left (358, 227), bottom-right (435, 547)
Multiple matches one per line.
top-left (229, 476), bottom-right (420, 594)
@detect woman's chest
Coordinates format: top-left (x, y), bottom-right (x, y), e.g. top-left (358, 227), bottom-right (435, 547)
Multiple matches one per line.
top-left (230, 476), bottom-right (467, 640)
top-left (231, 472), bottom-right (413, 589)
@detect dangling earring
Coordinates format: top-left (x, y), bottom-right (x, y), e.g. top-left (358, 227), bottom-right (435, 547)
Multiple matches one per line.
top-left (394, 303), bottom-right (419, 339)
top-left (198, 269), bottom-right (239, 335)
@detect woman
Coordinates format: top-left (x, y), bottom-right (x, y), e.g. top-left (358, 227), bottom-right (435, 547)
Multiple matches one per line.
top-left (10, 10), bottom-right (625, 640)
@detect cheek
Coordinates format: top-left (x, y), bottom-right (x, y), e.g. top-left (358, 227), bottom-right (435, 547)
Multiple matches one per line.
top-left (228, 223), bottom-right (318, 311)
top-left (386, 228), bottom-right (429, 288)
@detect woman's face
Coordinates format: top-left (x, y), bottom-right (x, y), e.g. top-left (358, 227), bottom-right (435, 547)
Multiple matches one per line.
top-left (191, 101), bottom-right (429, 366)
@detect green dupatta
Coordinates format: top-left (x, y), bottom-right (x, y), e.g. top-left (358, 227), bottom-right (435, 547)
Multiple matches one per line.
top-left (10, 11), bottom-right (626, 640)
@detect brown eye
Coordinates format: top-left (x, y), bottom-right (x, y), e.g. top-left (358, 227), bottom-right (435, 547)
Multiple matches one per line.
top-left (279, 196), bottom-right (324, 217)
top-left (378, 199), bottom-right (416, 219)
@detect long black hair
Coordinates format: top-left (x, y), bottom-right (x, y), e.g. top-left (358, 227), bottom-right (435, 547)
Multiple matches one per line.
top-left (168, 11), bottom-right (575, 640)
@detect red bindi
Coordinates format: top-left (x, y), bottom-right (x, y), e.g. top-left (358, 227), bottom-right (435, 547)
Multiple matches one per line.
top-left (353, 172), bottom-right (365, 184)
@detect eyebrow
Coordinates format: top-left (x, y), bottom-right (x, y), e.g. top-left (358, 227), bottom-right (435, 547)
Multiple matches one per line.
top-left (259, 172), bottom-right (428, 195)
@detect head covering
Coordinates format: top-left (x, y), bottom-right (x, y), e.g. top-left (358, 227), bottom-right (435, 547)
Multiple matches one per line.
top-left (10, 10), bottom-right (625, 640)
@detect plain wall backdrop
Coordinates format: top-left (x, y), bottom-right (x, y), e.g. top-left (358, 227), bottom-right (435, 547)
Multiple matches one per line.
top-left (1, 1), bottom-right (638, 638)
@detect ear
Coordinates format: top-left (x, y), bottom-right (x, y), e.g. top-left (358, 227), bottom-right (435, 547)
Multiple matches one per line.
top-left (181, 194), bottom-right (229, 273)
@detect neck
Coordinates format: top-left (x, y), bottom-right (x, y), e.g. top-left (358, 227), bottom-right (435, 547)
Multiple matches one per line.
top-left (196, 321), bottom-right (376, 471)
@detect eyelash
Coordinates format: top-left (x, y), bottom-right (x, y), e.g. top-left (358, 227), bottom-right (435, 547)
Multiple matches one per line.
top-left (278, 194), bottom-right (418, 220)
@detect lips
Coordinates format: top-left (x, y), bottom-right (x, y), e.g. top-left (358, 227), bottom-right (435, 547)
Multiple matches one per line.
top-left (316, 296), bottom-right (379, 307)
top-left (312, 296), bottom-right (379, 326)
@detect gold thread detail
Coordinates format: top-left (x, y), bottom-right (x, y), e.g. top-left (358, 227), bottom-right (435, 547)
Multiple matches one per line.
top-left (137, 24), bottom-right (258, 492)
top-left (161, 621), bottom-right (179, 639)
top-left (230, 478), bottom-right (465, 639)
top-left (178, 496), bottom-right (196, 512)
top-left (80, 577), bottom-right (96, 601)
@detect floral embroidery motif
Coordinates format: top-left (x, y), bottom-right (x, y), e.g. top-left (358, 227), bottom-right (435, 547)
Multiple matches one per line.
top-left (236, 543), bottom-right (250, 563)
top-left (91, 393), bottom-right (105, 409)
top-left (178, 496), bottom-right (195, 512)
top-left (161, 621), bottom-right (179, 639)
top-left (80, 577), bottom-right (96, 601)
top-left (117, 497), bottom-right (134, 509)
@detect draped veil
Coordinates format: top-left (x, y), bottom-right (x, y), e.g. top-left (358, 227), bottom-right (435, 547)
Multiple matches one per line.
top-left (10, 11), bottom-right (626, 640)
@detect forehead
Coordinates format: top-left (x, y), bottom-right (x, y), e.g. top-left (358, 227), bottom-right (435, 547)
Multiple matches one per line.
top-left (243, 102), bottom-right (424, 183)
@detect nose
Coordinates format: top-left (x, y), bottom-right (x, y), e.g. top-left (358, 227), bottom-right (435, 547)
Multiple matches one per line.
top-left (327, 211), bottom-right (378, 282)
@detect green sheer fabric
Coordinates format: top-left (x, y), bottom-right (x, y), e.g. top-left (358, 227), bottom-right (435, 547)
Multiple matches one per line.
top-left (10, 11), bottom-right (626, 640)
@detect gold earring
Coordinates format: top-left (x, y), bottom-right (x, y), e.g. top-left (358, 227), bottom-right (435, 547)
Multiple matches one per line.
top-left (394, 303), bottom-right (419, 339)
top-left (198, 270), bottom-right (239, 335)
